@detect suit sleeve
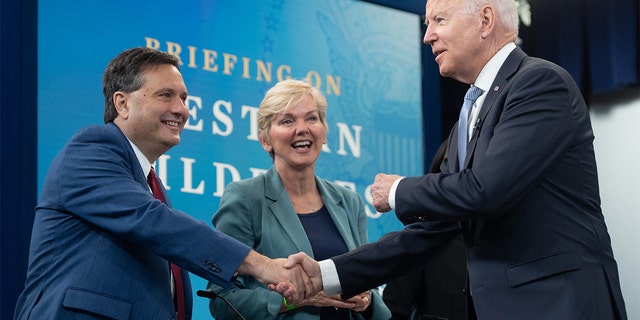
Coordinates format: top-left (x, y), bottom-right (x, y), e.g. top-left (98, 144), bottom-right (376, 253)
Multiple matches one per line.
top-left (208, 181), bottom-right (284, 319)
top-left (396, 64), bottom-right (578, 222)
top-left (333, 221), bottom-right (460, 297)
top-left (54, 126), bottom-right (250, 287)
top-left (340, 187), bottom-right (393, 320)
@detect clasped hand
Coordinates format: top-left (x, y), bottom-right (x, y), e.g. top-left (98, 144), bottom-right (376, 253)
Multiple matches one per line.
top-left (264, 252), bottom-right (321, 302)
top-left (269, 252), bottom-right (370, 311)
top-left (371, 173), bottom-right (403, 212)
top-left (293, 291), bottom-right (370, 311)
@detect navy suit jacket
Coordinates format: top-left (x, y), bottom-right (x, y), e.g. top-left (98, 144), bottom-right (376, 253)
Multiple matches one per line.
top-left (332, 48), bottom-right (627, 320)
top-left (208, 167), bottom-right (390, 320)
top-left (14, 122), bottom-right (250, 320)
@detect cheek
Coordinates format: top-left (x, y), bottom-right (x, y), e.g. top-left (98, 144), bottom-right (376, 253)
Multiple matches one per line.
top-left (268, 129), bottom-right (287, 145)
top-left (182, 102), bottom-right (189, 117)
top-left (313, 127), bottom-right (327, 143)
top-left (178, 104), bottom-right (190, 119)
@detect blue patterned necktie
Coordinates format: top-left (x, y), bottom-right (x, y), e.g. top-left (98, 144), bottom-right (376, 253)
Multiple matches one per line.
top-left (457, 86), bottom-right (484, 171)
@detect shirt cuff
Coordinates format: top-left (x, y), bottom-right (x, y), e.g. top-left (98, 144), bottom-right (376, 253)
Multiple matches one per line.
top-left (389, 177), bottom-right (404, 211)
top-left (319, 259), bottom-right (342, 296)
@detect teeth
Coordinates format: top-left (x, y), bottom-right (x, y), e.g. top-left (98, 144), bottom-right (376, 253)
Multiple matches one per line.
top-left (163, 120), bottom-right (179, 127)
top-left (293, 141), bottom-right (311, 147)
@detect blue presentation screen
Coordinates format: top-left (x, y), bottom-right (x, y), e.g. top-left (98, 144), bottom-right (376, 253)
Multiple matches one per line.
top-left (39, 0), bottom-right (423, 318)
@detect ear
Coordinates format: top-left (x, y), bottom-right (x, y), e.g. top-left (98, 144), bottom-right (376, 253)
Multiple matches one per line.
top-left (479, 5), bottom-right (496, 38)
top-left (259, 136), bottom-right (272, 152)
top-left (113, 91), bottom-right (129, 119)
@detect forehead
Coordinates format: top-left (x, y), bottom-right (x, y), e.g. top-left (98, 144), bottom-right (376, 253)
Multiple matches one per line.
top-left (275, 94), bottom-right (317, 115)
top-left (138, 64), bottom-right (186, 89)
top-left (426, 0), bottom-right (458, 15)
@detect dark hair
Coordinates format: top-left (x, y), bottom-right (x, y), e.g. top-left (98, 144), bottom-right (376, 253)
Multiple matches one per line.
top-left (102, 47), bottom-right (180, 123)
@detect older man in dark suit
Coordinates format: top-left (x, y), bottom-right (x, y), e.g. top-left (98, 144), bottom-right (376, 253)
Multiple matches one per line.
top-left (282, 0), bottom-right (627, 319)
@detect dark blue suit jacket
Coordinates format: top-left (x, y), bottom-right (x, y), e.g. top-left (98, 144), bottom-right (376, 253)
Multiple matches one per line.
top-left (14, 123), bottom-right (250, 320)
top-left (332, 48), bottom-right (627, 320)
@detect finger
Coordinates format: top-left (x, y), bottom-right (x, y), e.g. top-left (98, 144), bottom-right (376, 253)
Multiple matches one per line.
top-left (289, 266), bottom-right (309, 302)
top-left (325, 299), bottom-right (357, 309)
top-left (374, 173), bottom-right (386, 183)
top-left (273, 282), bottom-right (289, 294)
top-left (288, 265), bottom-right (314, 300)
top-left (284, 252), bottom-right (307, 268)
top-left (275, 282), bottom-right (299, 303)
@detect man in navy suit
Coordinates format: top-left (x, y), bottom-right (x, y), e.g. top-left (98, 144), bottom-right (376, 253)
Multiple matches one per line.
top-left (14, 47), bottom-right (306, 320)
top-left (284, 0), bottom-right (628, 319)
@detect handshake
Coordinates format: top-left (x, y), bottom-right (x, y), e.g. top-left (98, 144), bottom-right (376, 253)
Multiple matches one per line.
top-left (244, 251), bottom-right (372, 311)
top-left (244, 250), bottom-right (325, 304)
top-left (238, 173), bottom-right (401, 305)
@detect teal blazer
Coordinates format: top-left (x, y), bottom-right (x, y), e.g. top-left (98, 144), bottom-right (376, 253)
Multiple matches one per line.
top-left (207, 167), bottom-right (390, 320)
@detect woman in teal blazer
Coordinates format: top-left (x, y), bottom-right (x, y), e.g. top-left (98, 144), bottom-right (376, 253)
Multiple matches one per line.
top-left (206, 80), bottom-right (390, 320)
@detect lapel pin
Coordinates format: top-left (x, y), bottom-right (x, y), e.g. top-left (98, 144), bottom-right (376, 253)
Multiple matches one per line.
top-left (494, 85), bottom-right (500, 91)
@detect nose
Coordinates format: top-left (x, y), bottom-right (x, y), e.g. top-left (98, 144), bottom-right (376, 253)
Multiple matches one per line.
top-left (173, 97), bottom-right (189, 120)
top-left (294, 119), bottom-right (310, 135)
top-left (423, 24), bottom-right (435, 45)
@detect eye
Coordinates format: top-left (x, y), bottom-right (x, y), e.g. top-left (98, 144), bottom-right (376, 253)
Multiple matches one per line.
top-left (307, 115), bottom-right (318, 122)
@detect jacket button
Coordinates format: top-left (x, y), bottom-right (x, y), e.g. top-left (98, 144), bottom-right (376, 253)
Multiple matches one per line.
top-left (204, 260), bottom-right (222, 273)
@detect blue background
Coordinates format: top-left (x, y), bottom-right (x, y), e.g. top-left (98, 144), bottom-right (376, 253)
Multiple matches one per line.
top-left (3, 0), bottom-right (637, 318)
top-left (38, 1), bottom-right (423, 318)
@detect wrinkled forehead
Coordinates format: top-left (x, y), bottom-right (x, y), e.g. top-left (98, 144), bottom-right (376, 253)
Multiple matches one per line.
top-left (426, 0), bottom-right (459, 14)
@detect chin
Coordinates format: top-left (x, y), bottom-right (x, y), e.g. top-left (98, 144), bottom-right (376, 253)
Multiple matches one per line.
top-left (165, 137), bottom-right (181, 148)
top-left (439, 66), bottom-right (452, 78)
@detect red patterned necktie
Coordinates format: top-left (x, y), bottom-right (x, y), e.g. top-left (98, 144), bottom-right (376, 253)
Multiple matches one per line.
top-left (147, 167), bottom-right (186, 320)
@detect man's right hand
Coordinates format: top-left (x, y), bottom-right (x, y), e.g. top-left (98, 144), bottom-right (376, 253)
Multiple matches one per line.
top-left (239, 250), bottom-right (314, 304)
top-left (280, 252), bottom-right (323, 297)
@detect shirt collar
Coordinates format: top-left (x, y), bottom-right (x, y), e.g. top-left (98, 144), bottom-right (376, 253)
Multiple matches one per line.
top-left (474, 42), bottom-right (517, 92)
top-left (127, 138), bottom-right (152, 178)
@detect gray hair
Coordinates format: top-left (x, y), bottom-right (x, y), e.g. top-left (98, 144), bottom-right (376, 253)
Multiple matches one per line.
top-left (464, 0), bottom-right (519, 34)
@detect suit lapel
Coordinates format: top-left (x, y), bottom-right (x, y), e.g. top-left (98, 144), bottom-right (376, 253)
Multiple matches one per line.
top-left (465, 47), bottom-right (527, 170)
top-left (465, 81), bottom-right (504, 165)
top-left (317, 181), bottom-right (357, 251)
top-left (460, 48), bottom-right (528, 243)
top-left (264, 168), bottom-right (314, 255)
top-left (106, 123), bottom-right (167, 205)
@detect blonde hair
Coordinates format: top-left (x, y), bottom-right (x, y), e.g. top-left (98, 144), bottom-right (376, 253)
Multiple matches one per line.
top-left (257, 79), bottom-right (328, 159)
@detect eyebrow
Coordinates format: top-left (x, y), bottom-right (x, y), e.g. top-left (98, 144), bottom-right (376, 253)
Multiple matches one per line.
top-left (155, 87), bottom-right (188, 96)
top-left (280, 110), bottom-right (319, 117)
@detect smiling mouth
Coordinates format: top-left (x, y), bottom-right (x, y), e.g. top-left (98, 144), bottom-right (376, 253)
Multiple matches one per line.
top-left (162, 120), bottom-right (181, 128)
top-left (292, 140), bottom-right (312, 149)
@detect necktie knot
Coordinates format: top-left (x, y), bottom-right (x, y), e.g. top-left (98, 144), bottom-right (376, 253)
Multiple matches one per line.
top-left (465, 85), bottom-right (484, 103)
top-left (147, 167), bottom-right (156, 185)
top-left (147, 167), bottom-right (165, 203)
